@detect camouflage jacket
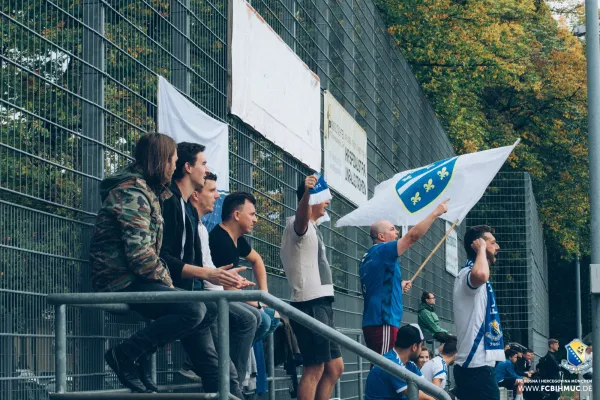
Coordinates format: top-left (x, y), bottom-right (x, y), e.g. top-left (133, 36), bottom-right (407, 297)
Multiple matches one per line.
top-left (90, 164), bottom-right (174, 292)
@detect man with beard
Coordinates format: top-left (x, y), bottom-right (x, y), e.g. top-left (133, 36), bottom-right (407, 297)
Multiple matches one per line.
top-left (365, 324), bottom-right (435, 400)
top-left (453, 225), bottom-right (504, 400)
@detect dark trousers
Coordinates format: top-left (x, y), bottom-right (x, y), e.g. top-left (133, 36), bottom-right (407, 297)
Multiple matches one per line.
top-left (454, 364), bottom-right (500, 400)
top-left (118, 281), bottom-right (243, 397)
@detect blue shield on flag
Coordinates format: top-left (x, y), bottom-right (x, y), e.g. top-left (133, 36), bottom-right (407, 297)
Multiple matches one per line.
top-left (395, 156), bottom-right (458, 214)
top-left (565, 340), bottom-right (587, 367)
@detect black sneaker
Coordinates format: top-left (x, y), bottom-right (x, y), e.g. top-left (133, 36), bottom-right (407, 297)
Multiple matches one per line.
top-left (137, 356), bottom-right (159, 393)
top-left (104, 347), bottom-right (149, 393)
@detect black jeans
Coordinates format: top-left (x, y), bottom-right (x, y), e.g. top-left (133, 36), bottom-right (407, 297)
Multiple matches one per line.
top-left (118, 281), bottom-right (243, 397)
top-left (453, 364), bottom-right (500, 400)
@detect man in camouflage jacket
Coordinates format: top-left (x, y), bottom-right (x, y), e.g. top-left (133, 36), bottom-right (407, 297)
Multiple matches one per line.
top-left (90, 163), bottom-right (173, 292)
top-left (89, 133), bottom-right (220, 394)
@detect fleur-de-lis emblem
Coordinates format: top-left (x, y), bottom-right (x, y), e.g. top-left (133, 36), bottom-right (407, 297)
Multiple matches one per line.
top-left (424, 179), bottom-right (435, 192)
top-left (411, 192), bottom-right (421, 205)
top-left (438, 167), bottom-right (449, 180)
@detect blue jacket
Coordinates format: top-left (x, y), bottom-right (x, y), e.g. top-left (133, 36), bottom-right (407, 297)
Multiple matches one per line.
top-left (495, 360), bottom-right (524, 383)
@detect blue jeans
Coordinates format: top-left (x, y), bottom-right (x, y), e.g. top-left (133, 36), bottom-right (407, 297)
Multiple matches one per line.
top-left (209, 302), bottom-right (260, 385)
top-left (253, 307), bottom-right (280, 344)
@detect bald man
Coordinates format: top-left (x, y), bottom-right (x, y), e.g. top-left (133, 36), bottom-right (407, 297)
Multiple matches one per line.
top-left (360, 200), bottom-right (448, 355)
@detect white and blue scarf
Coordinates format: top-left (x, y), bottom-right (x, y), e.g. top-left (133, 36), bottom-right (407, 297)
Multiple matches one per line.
top-left (463, 259), bottom-right (505, 367)
top-left (309, 173), bottom-right (331, 225)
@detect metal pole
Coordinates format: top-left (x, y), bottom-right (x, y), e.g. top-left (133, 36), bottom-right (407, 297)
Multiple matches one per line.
top-left (55, 305), bottom-right (67, 393)
top-left (151, 353), bottom-right (157, 385)
top-left (406, 380), bottom-right (419, 400)
top-left (587, 0), bottom-right (600, 397)
top-left (358, 334), bottom-right (364, 400)
top-left (577, 253), bottom-right (583, 339)
top-left (217, 298), bottom-right (230, 400)
top-left (267, 333), bottom-right (275, 400)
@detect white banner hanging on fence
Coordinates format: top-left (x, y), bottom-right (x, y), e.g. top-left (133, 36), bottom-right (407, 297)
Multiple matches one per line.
top-left (323, 91), bottom-right (368, 206)
top-left (445, 221), bottom-right (459, 277)
top-left (228, 0), bottom-right (321, 171)
top-left (157, 76), bottom-right (230, 192)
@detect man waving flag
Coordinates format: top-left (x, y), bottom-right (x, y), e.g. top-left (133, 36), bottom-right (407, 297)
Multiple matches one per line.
top-left (336, 140), bottom-right (519, 227)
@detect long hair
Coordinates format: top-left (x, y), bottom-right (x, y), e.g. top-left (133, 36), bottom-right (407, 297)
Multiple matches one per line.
top-left (133, 133), bottom-right (177, 186)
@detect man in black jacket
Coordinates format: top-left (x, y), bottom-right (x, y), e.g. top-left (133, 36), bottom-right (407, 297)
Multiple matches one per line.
top-left (538, 339), bottom-right (561, 400)
top-left (160, 142), bottom-right (250, 397)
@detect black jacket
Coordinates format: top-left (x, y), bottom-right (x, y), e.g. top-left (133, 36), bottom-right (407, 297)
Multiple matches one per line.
top-left (160, 182), bottom-right (202, 290)
top-left (539, 351), bottom-right (561, 379)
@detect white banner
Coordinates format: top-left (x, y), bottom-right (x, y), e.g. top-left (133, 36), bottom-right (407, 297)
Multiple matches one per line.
top-left (229, 0), bottom-right (321, 171)
top-left (445, 221), bottom-right (458, 277)
top-left (337, 140), bottom-right (519, 227)
top-left (157, 76), bottom-right (230, 192)
top-left (323, 91), bottom-right (368, 205)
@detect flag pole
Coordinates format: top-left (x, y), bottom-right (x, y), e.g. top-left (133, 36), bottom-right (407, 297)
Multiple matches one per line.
top-left (409, 219), bottom-right (459, 284)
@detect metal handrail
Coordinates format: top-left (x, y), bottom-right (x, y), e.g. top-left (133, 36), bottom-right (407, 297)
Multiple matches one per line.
top-left (47, 290), bottom-right (452, 400)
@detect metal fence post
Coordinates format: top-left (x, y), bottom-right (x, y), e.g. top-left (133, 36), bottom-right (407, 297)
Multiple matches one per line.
top-left (217, 298), bottom-right (230, 400)
top-left (151, 353), bottom-right (157, 385)
top-left (171, 0), bottom-right (190, 94)
top-left (267, 333), bottom-right (275, 400)
top-left (358, 334), bottom-right (364, 400)
top-left (406, 380), bottom-right (419, 400)
top-left (55, 305), bottom-right (67, 393)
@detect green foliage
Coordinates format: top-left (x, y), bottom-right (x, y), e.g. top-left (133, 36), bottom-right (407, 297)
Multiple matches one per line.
top-left (375, 0), bottom-right (590, 258)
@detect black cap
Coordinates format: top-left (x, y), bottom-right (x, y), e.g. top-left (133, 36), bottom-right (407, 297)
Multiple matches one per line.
top-left (395, 324), bottom-right (424, 349)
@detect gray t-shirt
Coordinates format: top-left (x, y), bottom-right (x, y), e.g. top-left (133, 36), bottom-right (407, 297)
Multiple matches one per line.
top-left (280, 216), bottom-right (334, 302)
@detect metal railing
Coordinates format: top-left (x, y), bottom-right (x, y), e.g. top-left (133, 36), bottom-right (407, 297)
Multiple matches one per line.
top-left (47, 290), bottom-right (452, 400)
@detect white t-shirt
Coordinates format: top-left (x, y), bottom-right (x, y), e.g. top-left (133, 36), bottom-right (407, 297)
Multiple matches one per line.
top-left (280, 216), bottom-right (334, 302)
top-left (453, 266), bottom-right (494, 368)
top-left (197, 223), bottom-right (223, 291)
top-left (421, 356), bottom-right (448, 389)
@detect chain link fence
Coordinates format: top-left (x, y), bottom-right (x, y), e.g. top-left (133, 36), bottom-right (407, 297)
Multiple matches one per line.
top-left (1, 0), bottom-right (462, 398)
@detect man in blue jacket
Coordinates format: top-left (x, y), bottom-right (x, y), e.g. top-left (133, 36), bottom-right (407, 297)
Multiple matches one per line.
top-left (496, 349), bottom-right (528, 400)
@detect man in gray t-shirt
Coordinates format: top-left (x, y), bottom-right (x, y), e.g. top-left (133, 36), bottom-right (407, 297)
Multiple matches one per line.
top-left (280, 175), bottom-right (343, 400)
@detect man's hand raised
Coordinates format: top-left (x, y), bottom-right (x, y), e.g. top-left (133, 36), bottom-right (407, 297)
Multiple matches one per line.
top-left (304, 175), bottom-right (317, 192)
top-left (433, 199), bottom-right (449, 218)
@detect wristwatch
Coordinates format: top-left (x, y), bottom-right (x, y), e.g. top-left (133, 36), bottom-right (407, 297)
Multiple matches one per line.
top-left (256, 301), bottom-right (263, 309)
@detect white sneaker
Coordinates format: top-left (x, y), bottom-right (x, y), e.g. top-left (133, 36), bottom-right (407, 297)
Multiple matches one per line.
top-left (179, 367), bottom-right (202, 383)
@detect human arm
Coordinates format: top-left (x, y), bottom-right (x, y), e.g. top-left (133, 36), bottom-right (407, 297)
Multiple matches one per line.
top-left (468, 238), bottom-right (490, 288)
top-left (180, 263), bottom-right (253, 288)
top-left (159, 194), bottom-right (187, 282)
top-left (245, 249), bottom-right (268, 291)
top-left (293, 175), bottom-right (317, 236)
top-left (506, 362), bottom-right (525, 381)
top-left (113, 187), bottom-right (173, 287)
top-left (431, 378), bottom-right (443, 388)
top-left (396, 200), bottom-right (448, 256)
top-left (418, 309), bottom-right (448, 335)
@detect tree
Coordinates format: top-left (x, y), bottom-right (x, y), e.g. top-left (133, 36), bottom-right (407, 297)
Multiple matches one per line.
top-left (375, 0), bottom-right (589, 259)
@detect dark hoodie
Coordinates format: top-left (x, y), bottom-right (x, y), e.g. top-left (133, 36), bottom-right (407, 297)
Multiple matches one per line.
top-left (90, 164), bottom-right (173, 292)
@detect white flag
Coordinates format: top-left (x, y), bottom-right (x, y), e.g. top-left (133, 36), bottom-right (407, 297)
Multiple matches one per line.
top-left (336, 140), bottom-right (519, 227)
top-left (157, 76), bottom-right (229, 192)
